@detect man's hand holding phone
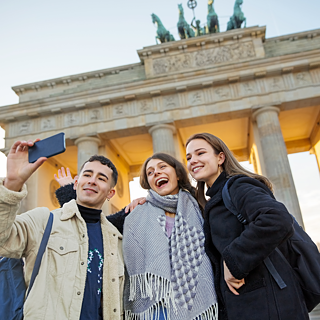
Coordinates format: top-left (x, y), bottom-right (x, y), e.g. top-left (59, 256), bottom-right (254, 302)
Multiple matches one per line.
top-left (4, 133), bottom-right (66, 192)
top-left (4, 140), bottom-right (47, 192)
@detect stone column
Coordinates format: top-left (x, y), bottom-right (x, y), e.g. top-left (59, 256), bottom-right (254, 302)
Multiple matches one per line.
top-left (149, 124), bottom-right (176, 157)
top-left (75, 136), bottom-right (101, 173)
top-left (252, 106), bottom-right (304, 227)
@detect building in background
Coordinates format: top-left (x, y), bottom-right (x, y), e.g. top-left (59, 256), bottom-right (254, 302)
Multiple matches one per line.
top-left (1, 25), bottom-right (320, 225)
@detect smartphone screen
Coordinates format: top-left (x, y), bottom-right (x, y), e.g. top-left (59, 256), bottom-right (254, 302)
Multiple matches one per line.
top-left (28, 132), bottom-right (66, 163)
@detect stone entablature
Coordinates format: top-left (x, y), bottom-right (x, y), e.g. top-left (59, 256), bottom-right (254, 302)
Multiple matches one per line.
top-left (1, 67), bottom-right (320, 147)
top-left (1, 57), bottom-right (320, 129)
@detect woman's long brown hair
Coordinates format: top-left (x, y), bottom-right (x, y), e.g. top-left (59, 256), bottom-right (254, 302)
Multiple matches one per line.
top-left (186, 133), bottom-right (273, 210)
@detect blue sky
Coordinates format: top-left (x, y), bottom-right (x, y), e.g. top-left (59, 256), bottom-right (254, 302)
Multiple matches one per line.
top-left (0, 0), bottom-right (320, 242)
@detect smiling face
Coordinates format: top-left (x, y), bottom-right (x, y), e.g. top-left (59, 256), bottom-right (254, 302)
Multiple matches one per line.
top-left (186, 139), bottom-right (225, 187)
top-left (74, 161), bottom-right (115, 210)
top-left (146, 158), bottom-right (180, 196)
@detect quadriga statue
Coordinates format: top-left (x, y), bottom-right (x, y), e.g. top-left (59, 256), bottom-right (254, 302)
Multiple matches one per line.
top-left (151, 13), bottom-right (175, 44)
top-left (227, 0), bottom-right (247, 30)
top-left (177, 3), bottom-right (195, 39)
top-left (206, 0), bottom-right (220, 34)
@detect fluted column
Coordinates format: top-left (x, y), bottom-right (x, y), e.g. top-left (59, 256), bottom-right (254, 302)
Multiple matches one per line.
top-left (149, 124), bottom-right (176, 157)
top-left (252, 106), bottom-right (304, 227)
top-left (75, 136), bottom-right (101, 173)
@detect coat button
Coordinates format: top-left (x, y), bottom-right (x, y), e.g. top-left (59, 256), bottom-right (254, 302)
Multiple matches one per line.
top-left (113, 234), bottom-right (116, 237)
top-left (111, 253), bottom-right (114, 255)
top-left (81, 262), bottom-right (84, 265)
top-left (112, 278), bottom-right (115, 282)
top-left (82, 234), bottom-right (85, 238)
top-left (77, 291), bottom-right (81, 295)
top-left (113, 309), bottom-right (117, 312)
top-left (60, 246), bottom-right (64, 250)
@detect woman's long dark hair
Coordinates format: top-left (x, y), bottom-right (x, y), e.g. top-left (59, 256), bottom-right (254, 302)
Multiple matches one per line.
top-left (186, 133), bottom-right (273, 210)
top-left (140, 153), bottom-right (196, 198)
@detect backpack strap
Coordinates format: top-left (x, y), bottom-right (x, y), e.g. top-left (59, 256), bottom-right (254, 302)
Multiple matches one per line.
top-left (26, 211), bottom-right (54, 298)
top-left (222, 179), bottom-right (247, 224)
top-left (221, 179), bottom-right (287, 290)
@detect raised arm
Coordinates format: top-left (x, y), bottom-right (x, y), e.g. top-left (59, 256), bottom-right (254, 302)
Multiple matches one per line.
top-left (54, 167), bottom-right (77, 206)
top-left (0, 139), bottom-right (48, 257)
top-left (4, 140), bottom-right (47, 192)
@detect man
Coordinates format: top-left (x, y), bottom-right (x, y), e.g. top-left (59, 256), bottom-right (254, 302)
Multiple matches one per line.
top-left (0, 139), bottom-right (124, 319)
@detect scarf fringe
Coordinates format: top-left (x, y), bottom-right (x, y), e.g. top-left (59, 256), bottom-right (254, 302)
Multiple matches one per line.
top-left (125, 302), bottom-right (218, 320)
top-left (129, 273), bottom-right (173, 302)
top-left (194, 303), bottom-right (218, 320)
top-left (125, 300), bottom-right (170, 320)
top-left (128, 273), bottom-right (177, 315)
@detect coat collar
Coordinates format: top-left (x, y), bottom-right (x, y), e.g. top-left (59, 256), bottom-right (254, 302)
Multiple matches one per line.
top-left (204, 172), bottom-right (228, 215)
top-left (60, 199), bottom-right (122, 239)
top-left (60, 199), bottom-right (81, 221)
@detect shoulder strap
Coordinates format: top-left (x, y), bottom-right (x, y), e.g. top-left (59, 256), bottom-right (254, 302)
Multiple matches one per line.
top-left (222, 178), bottom-right (247, 224)
top-left (26, 211), bottom-right (54, 298)
top-left (221, 180), bottom-right (287, 290)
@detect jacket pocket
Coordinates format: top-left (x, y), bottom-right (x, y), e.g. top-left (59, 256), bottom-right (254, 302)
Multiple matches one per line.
top-left (47, 237), bottom-right (79, 276)
top-left (224, 279), bottom-right (269, 320)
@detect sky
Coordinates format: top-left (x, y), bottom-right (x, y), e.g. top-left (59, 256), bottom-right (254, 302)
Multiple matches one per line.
top-left (1, 0), bottom-right (320, 243)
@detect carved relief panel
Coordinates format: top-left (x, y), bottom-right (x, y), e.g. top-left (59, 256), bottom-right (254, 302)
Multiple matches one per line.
top-left (138, 100), bottom-right (153, 113)
top-left (89, 109), bottom-right (103, 122)
top-left (113, 104), bottom-right (129, 117)
top-left (151, 41), bottom-right (256, 76)
top-left (214, 86), bottom-right (231, 100)
top-left (18, 121), bottom-right (33, 135)
top-left (189, 91), bottom-right (204, 105)
top-left (294, 72), bottom-right (312, 87)
top-left (240, 81), bottom-right (258, 96)
top-left (163, 95), bottom-right (179, 110)
top-left (64, 112), bottom-right (79, 127)
top-left (267, 77), bottom-right (285, 92)
top-left (41, 117), bottom-right (56, 131)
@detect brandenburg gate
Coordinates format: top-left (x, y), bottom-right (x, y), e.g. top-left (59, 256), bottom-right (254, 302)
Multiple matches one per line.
top-left (1, 26), bottom-right (320, 228)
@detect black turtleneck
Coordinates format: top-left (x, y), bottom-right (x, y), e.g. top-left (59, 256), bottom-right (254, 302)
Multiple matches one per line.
top-left (206, 171), bottom-right (227, 198)
top-left (77, 204), bottom-right (104, 320)
top-left (77, 204), bottom-right (102, 224)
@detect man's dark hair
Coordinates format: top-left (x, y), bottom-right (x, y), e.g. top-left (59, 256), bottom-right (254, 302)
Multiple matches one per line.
top-left (79, 155), bottom-right (118, 187)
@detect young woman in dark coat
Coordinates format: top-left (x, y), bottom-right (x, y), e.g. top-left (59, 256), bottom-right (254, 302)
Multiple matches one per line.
top-left (186, 133), bottom-right (309, 320)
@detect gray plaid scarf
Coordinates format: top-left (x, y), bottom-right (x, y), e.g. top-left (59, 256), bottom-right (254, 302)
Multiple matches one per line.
top-left (123, 189), bottom-right (217, 320)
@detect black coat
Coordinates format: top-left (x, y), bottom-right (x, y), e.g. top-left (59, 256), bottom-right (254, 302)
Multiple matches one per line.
top-left (204, 172), bottom-right (309, 320)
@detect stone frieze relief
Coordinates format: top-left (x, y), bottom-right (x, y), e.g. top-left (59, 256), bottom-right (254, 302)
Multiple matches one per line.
top-left (64, 112), bottom-right (79, 127)
top-left (41, 117), bottom-right (56, 131)
top-left (152, 41), bottom-right (256, 75)
top-left (295, 72), bottom-right (312, 86)
top-left (19, 121), bottom-right (33, 134)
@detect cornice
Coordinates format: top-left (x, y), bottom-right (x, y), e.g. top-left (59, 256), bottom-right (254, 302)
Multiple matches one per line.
top-left (265, 28), bottom-right (320, 44)
top-left (12, 62), bottom-right (143, 95)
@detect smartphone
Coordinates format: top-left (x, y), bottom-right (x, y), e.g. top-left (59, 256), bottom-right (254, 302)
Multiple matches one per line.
top-left (28, 132), bottom-right (66, 163)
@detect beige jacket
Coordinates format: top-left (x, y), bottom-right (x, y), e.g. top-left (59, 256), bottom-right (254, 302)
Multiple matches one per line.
top-left (0, 178), bottom-right (124, 320)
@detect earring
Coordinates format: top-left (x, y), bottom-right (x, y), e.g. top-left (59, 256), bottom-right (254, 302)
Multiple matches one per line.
top-left (107, 198), bottom-right (110, 201)
top-left (218, 164), bottom-right (223, 174)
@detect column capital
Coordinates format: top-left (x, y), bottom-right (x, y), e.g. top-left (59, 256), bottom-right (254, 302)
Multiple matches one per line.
top-left (148, 124), bottom-right (176, 135)
top-left (75, 136), bottom-right (101, 146)
top-left (252, 106), bottom-right (280, 122)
